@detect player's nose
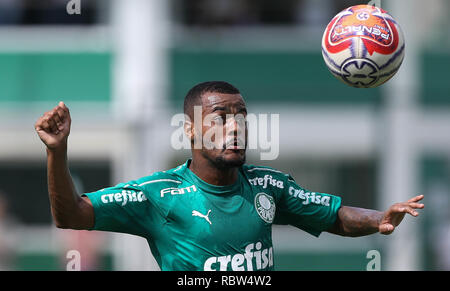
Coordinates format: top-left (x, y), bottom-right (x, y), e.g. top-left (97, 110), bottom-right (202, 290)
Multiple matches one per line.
top-left (225, 115), bottom-right (246, 133)
top-left (225, 115), bottom-right (246, 147)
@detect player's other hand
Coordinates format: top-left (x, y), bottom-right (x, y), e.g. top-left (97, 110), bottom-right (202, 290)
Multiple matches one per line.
top-left (35, 101), bottom-right (71, 150)
top-left (378, 194), bottom-right (425, 235)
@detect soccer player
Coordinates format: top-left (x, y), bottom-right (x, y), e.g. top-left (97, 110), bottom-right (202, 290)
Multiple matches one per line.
top-left (35, 81), bottom-right (424, 271)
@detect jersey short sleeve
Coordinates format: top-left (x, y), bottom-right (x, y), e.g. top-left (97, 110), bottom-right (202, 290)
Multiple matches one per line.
top-left (273, 175), bottom-right (342, 237)
top-left (83, 182), bottom-right (154, 237)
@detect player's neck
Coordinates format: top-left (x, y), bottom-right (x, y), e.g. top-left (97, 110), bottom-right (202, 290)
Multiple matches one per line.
top-left (189, 158), bottom-right (239, 186)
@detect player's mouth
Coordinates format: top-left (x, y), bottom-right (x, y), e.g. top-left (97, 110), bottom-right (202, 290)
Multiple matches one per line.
top-left (223, 139), bottom-right (246, 151)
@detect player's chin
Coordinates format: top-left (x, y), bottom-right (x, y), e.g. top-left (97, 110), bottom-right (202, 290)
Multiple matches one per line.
top-left (219, 149), bottom-right (246, 167)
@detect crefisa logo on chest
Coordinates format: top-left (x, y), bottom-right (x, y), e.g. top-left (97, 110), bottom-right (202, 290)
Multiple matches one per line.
top-left (254, 193), bottom-right (275, 223)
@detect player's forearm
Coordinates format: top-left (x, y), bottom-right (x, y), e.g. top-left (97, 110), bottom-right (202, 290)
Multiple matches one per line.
top-left (328, 206), bottom-right (383, 237)
top-left (46, 145), bottom-right (84, 229)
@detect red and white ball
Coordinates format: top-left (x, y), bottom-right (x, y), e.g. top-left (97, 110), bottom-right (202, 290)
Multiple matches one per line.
top-left (321, 5), bottom-right (405, 88)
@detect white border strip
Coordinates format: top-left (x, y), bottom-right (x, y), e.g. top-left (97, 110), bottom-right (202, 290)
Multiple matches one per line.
top-left (138, 179), bottom-right (181, 187)
top-left (247, 167), bottom-right (284, 174)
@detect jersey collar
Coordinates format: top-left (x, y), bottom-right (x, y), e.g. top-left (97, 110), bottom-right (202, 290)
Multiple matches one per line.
top-left (180, 159), bottom-right (242, 195)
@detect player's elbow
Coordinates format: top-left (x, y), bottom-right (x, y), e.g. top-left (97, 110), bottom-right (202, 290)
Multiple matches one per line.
top-left (52, 210), bottom-right (84, 230)
top-left (53, 216), bottom-right (75, 229)
top-left (55, 222), bottom-right (69, 229)
top-left (54, 218), bottom-right (86, 230)
top-left (51, 197), bottom-right (93, 230)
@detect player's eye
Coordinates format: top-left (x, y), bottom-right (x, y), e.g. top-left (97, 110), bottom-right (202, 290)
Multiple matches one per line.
top-left (225, 115), bottom-right (246, 125)
top-left (234, 115), bottom-right (246, 123)
top-left (212, 115), bottom-right (224, 123)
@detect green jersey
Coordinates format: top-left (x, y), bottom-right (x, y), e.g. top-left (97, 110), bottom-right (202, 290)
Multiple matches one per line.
top-left (83, 159), bottom-right (342, 271)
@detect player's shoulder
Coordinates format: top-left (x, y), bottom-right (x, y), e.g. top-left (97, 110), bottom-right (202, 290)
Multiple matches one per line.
top-left (135, 168), bottom-right (183, 190)
top-left (241, 164), bottom-right (295, 190)
top-left (242, 164), bottom-right (291, 178)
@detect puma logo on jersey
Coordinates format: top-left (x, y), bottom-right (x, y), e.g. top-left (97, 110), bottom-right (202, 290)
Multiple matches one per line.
top-left (160, 185), bottom-right (197, 197)
top-left (192, 210), bottom-right (212, 225)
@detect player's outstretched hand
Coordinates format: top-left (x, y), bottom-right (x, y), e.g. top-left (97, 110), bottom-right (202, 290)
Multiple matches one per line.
top-left (35, 101), bottom-right (71, 150)
top-left (378, 194), bottom-right (425, 235)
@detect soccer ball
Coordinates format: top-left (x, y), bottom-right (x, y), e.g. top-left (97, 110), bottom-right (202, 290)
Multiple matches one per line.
top-left (321, 5), bottom-right (405, 88)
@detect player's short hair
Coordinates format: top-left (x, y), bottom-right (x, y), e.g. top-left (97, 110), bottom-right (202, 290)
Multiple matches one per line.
top-left (183, 81), bottom-right (240, 118)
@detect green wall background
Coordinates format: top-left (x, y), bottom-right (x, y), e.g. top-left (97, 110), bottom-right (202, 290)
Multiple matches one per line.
top-left (0, 50), bottom-right (447, 106)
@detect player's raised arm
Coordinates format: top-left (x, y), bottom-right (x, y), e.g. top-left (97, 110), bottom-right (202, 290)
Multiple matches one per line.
top-left (327, 195), bottom-right (425, 237)
top-left (35, 102), bottom-right (94, 229)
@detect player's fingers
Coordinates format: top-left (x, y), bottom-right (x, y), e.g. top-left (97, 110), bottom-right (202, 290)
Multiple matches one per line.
top-left (59, 101), bottom-right (70, 116)
top-left (35, 112), bottom-right (48, 129)
top-left (391, 203), bottom-right (410, 214)
top-left (407, 194), bottom-right (424, 203)
top-left (53, 107), bottom-right (67, 130)
top-left (50, 108), bottom-right (63, 125)
top-left (379, 223), bottom-right (395, 235)
top-left (43, 114), bottom-right (59, 134)
top-left (38, 117), bottom-right (52, 133)
top-left (398, 205), bottom-right (419, 217)
top-left (35, 116), bottom-right (48, 132)
top-left (59, 101), bottom-right (71, 123)
top-left (407, 202), bottom-right (425, 209)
